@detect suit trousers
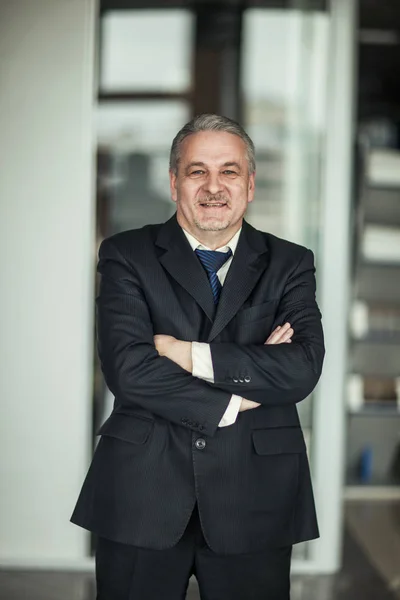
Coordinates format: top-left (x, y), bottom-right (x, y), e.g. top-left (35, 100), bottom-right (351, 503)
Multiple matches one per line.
top-left (95, 502), bottom-right (292, 600)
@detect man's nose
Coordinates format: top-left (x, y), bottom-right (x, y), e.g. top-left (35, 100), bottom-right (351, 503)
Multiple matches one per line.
top-left (203, 172), bottom-right (224, 195)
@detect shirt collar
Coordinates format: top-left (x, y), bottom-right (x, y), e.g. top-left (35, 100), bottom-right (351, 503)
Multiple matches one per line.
top-left (181, 226), bottom-right (241, 255)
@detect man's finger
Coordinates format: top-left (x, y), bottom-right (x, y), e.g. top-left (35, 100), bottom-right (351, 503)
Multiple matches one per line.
top-left (265, 328), bottom-right (293, 344)
top-left (279, 328), bottom-right (293, 343)
top-left (265, 323), bottom-right (293, 345)
top-left (265, 325), bottom-right (283, 344)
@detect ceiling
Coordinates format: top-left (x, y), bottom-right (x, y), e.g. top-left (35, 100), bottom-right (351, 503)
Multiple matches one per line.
top-left (101, 0), bottom-right (327, 11)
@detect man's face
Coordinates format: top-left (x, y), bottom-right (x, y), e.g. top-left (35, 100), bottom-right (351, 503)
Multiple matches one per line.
top-left (169, 130), bottom-right (255, 237)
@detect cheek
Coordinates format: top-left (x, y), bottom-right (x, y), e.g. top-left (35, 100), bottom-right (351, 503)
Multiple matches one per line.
top-left (229, 181), bottom-right (250, 202)
top-left (184, 182), bottom-right (205, 201)
top-left (177, 183), bottom-right (202, 207)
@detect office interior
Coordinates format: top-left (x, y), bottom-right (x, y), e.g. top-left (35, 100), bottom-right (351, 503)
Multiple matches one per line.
top-left (0, 0), bottom-right (400, 598)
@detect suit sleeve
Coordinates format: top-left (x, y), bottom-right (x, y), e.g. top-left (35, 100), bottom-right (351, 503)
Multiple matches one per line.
top-left (96, 237), bottom-right (232, 437)
top-left (208, 249), bottom-right (325, 405)
top-left (191, 342), bottom-right (242, 426)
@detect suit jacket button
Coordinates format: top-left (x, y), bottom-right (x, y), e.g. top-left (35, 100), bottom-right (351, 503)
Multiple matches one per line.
top-left (195, 438), bottom-right (206, 450)
top-left (232, 377), bottom-right (239, 383)
top-left (239, 377), bottom-right (244, 383)
top-left (244, 376), bottom-right (251, 383)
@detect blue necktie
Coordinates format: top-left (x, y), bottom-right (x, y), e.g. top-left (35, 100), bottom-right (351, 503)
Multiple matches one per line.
top-left (195, 248), bottom-right (233, 304)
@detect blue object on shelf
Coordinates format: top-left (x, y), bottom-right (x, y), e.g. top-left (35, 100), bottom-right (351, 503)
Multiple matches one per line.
top-left (360, 445), bottom-right (373, 483)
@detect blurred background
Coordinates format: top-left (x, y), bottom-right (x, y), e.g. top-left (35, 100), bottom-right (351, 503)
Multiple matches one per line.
top-left (1, 0), bottom-right (400, 598)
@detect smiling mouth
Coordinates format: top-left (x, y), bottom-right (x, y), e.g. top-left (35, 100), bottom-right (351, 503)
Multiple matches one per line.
top-left (199, 203), bottom-right (227, 208)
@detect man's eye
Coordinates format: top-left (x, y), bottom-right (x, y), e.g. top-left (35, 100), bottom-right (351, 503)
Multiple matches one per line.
top-left (223, 170), bottom-right (237, 175)
top-left (190, 170), bottom-right (205, 176)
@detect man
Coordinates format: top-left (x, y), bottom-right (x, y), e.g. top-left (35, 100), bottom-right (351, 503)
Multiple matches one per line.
top-left (71, 114), bottom-right (325, 600)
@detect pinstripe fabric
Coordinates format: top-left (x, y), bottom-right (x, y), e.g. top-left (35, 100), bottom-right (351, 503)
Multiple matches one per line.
top-left (70, 213), bottom-right (325, 555)
top-left (195, 248), bottom-right (233, 304)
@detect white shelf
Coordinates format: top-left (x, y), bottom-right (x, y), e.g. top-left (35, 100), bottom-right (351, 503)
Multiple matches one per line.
top-left (366, 149), bottom-right (400, 188)
top-left (348, 408), bottom-right (400, 417)
top-left (344, 486), bottom-right (400, 500)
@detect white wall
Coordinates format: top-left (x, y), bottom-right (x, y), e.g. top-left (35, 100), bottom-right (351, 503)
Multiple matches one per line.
top-left (0, 0), bottom-right (97, 565)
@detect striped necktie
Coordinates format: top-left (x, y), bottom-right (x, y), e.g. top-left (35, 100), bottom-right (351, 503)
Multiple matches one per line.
top-left (195, 248), bottom-right (233, 304)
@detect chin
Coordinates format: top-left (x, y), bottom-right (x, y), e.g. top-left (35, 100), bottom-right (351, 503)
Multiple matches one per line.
top-left (195, 218), bottom-right (231, 232)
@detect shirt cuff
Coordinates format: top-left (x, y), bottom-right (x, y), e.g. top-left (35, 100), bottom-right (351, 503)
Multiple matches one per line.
top-left (218, 395), bottom-right (242, 427)
top-left (192, 342), bottom-right (214, 383)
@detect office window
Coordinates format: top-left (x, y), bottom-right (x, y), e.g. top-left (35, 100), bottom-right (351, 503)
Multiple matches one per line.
top-left (100, 10), bottom-right (194, 93)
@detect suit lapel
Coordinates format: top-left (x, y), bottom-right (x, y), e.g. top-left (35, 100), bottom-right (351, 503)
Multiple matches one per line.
top-left (156, 214), bottom-right (216, 322)
top-left (207, 220), bottom-right (270, 342)
top-left (155, 215), bottom-right (270, 335)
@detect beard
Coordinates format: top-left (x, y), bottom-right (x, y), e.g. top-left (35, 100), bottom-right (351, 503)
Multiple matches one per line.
top-left (193, 193), bottom-right (232, 231)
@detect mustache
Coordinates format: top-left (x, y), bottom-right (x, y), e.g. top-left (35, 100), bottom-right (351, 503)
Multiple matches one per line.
top-left (197, 194), bottom-right (229, 204)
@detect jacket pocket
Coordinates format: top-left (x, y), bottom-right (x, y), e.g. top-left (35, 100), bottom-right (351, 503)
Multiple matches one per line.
top-left (252, 427), bottom-right (306, 455)
top-left (97, 412), bottom-right (154, 445)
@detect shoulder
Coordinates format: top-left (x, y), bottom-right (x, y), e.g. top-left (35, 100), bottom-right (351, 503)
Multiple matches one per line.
top-left (268, 233), bottom-right (316, 276)
top-left (244, 221), bottom-right (316, 280)
top-left (245, 220), bottom-right (313, 264)
top-left (267, 232), bottom-right (309, 258)
top-left (98, 223), bottom-right (162, 262)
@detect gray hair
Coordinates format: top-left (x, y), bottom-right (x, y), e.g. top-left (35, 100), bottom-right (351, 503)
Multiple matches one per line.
top-left (169, 113), bottom-right (256, 175)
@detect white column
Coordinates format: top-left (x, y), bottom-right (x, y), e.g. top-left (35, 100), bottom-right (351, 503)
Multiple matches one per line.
top-left (308, 0), bottom-right (357, 573)
top-left (0, 0), bottom-right (97, 566)
top-left (283, 9), bottom-right (307, 247)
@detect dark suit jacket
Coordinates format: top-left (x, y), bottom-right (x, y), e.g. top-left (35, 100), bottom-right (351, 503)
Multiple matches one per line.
top-left (70, 213), bottom-right (325, 554)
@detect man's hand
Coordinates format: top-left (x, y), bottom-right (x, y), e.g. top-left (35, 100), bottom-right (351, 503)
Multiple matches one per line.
top-left (265, 322), bottom-right (293, 345)
top-left (154, 335), bottom-right (193, 373)
top-left (238, 398), bottom-right (262, 412)
top-left (239, 323), bottom-right (293, 412)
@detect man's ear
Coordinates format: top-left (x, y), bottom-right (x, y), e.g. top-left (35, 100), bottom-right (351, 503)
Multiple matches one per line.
top-left (169, 169), bottom-right (178, 203)
top-left (248, 171), bottom-right (256, 204)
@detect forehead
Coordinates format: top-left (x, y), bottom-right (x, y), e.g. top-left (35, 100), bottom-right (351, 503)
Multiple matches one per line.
top-left (179, 130), bottom-right (247, 165)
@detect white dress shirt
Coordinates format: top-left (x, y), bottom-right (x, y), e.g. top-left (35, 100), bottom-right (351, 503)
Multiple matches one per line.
top-left (181, 227), bottom-right (243, 427)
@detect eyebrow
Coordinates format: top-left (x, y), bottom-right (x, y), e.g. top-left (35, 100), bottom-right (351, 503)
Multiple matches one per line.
top-left (221, 162), bottom-right (241, 170)
top-left (185, 161), bottom-right (241, 172)
top-left (185, 162), bottom-right (207, 171)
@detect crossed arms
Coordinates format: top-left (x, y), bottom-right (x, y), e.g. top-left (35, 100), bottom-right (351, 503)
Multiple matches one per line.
top-left (154, 323), bottom-right (295, 416)
top-left (96, 238), bottom-right (325, 437)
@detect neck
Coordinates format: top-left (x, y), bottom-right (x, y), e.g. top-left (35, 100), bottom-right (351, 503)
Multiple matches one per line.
top-left (177, 217), bottom-right (242, 250)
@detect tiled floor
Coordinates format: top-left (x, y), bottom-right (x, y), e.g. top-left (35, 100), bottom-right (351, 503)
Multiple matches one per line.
top-left (1, 504), bottom-right (399, 600)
